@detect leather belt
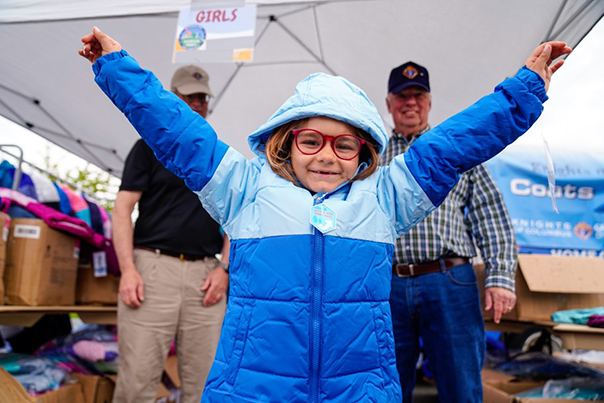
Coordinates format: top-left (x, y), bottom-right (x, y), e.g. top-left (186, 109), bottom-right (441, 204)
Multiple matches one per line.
top-left (134, 246), bottom-right (209, 262)
top-left (393, 257), bottom-right (470, 278)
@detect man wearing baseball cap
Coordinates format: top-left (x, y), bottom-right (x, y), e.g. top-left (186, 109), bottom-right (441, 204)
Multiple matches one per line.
top-left (380, 62), bottom-right (517, 402)
top-left (112, 65), bottom-right (229, 403)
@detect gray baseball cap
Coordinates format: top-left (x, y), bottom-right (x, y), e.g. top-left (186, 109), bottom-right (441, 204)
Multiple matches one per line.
top-left (170, 65), bottom-right (213, 97)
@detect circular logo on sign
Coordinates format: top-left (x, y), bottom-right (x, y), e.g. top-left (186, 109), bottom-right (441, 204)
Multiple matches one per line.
top-left (179, 25), bottom-right (207, 51)
top-left (573, 222), bottom-right (593, 240)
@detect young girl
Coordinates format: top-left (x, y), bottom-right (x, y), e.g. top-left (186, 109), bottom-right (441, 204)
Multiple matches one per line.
top-left (80, 28), bottom-right (569, 403)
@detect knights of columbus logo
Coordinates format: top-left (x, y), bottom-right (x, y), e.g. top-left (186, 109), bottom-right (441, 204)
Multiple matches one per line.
top-left (573, 222), bottom-right (593, 240)
top-left (403, 66), bottom-right (419, 79)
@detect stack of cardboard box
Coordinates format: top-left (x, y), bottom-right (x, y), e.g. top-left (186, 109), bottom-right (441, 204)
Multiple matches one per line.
top-left (1, 218), bottom-right (118, 306)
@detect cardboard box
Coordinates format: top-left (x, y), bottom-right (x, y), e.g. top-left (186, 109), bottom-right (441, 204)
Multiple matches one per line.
top-left (4, 218), bottom-right (79, 306)
top-left (483, 382), bottom-right (577, 403)
top-left (482, 369), bottom-right (575, 403)
top-left (476, 255), bottom-right (604, 322)
top-left (75, 264), bottom-right (119, 306)
top-left (72, 373), bottom-right (115, 403)
top-left (0, 212), bottom-right (10, 304)
top-left (0, 367), bottom-right (85, 403)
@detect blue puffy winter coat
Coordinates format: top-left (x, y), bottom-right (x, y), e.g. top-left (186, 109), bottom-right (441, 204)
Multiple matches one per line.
top-left (93, 51), bottom-right (546, 403)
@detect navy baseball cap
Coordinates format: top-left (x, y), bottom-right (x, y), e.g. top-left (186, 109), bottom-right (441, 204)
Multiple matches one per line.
top-left (388, 61), bottom-right (430, 94)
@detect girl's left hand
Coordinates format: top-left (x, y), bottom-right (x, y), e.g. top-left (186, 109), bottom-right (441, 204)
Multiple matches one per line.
top-left (78, 26), bottom-right (123, 64)
top-left (524, 41), bottom-right (572, 92)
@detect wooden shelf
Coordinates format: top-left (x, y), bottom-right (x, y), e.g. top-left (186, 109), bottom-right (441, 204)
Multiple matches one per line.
top-left (553, 323), bottom-right (604, 351)
top-left (485, 319), bottom-right (604, 351)
top-left (0, 305), bottom-right (116, 326)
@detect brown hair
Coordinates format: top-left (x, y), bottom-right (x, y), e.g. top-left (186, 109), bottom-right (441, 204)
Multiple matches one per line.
top-left (263, 118), bottom-right (380, 185)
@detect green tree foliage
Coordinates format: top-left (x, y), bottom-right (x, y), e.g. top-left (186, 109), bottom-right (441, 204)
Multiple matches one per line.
top-left (43, 147), bottom-right (118, 212)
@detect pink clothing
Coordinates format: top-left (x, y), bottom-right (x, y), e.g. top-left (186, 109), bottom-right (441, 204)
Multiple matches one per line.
top-left (60, 185), bottom-right (92, 226)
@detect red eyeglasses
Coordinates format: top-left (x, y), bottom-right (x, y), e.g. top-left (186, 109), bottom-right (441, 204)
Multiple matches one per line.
top-left (292, 129), bottom-right (365, 160)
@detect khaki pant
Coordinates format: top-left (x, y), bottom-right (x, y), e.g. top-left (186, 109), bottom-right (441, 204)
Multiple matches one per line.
top-left (112, 249), bottom-right (226, 403)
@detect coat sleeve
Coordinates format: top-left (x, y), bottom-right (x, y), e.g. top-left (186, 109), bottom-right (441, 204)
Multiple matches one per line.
top-left (93, 50), bottom-right (229, 193)
top-left (378, 67), bottom-right (547, 235)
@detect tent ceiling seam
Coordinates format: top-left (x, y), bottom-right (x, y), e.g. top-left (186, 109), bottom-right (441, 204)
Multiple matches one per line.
top-left (243, 60), bottom-right (320, 67)
top-left (209, 63), bottom-right (244, 114)
top-left (0, 98), bottom-right (29, 128)
top-left (543, 0), bottom-right (568, 42)
top-left (312, 5), bottom-right (326, 62)
top-left (208, 13), bottom-right (275, 113)
top-left (258, 4), bottom-right (314, 19)
top-left (548, 0), bottom-right (596, 41)
top-left (0, 84), bottom-right (38, 102)
top-left (33, 125), bottom-right (122, 156)
top-left (274, 18), bottom-right (336, 75)
top-left (35, 103), bottom-right (108, 170)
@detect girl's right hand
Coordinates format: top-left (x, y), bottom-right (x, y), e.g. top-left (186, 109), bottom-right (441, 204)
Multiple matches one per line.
top-left (78, 26), bottom-right (123, 64)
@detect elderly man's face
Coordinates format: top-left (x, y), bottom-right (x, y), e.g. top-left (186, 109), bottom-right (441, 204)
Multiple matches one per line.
top-left (176, 92), bottom-right (209, 118)
top-left (386, 87), bottom-right (431, 138)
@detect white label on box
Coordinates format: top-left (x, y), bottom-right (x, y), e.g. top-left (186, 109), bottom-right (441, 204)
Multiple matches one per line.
top-left (92, 251), bottom-right (108, 277)
top-left (13, 224), bottom-right (41, 239)
top-left (2, 226), bottom-right (8, 242)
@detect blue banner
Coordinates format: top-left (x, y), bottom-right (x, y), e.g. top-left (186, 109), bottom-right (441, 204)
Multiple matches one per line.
top-left (486, 149), bottom-right (604, 255)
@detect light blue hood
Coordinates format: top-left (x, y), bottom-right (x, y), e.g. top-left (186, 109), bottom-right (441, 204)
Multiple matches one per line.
top-left (248, 73), bottom-right (389, 157)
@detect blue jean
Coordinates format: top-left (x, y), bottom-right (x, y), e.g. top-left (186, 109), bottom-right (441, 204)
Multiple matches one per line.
top-left (390, 262), bottom-right (485, 403)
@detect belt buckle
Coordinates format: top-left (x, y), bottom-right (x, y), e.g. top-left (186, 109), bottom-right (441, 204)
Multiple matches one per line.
top-left (179, 254), bottom-right (187, 261)
top-left (395, 263), bottom-right (414, 278)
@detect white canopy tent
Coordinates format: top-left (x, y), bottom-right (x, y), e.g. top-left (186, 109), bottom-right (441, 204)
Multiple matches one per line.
top-left (0, 0), bottom-right (602, 177)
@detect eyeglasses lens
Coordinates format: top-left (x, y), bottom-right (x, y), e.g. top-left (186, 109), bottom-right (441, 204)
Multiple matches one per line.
top-left (296, 130), bottom-right (361, 159)
top-left (186, 94), bottom-right (208, 103)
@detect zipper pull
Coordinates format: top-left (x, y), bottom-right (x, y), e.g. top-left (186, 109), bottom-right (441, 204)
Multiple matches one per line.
top-left (314, 194), bottom-right (326, 206)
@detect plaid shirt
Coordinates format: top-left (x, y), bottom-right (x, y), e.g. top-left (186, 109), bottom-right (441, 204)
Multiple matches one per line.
top-left (380, 127), bottom-right (517, 292)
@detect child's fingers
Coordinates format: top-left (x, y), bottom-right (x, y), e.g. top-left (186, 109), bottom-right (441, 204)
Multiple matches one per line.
top-left (548, 42), bottom-right (572, 60)
top-left (80, 33), bottom-right (96, 43)
top-left (550, 59), bottom-right (565, 75)
top-left (92, 26), bottom-right (122, 53)
top-left (536, 43), bottom-right (552, 67)
top-left (525, 43), bottom-right (546, 66)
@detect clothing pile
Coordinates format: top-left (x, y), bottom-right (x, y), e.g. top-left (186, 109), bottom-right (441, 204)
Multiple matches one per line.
top-left (515, 377), bottom-right (604, 400)
top-left (35, 325), bottom-right (118, 375)
top-left (0, 353), bottom-right (71, 395)
top-left (0, 160), bottom-right (119, 276)
top-left (551, 307), bottom-right (604, 328)
top-left (0, 160), bottom-right (112, 237)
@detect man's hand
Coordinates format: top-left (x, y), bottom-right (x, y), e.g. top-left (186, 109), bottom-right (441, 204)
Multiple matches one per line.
top-left (524, 41), bottom-right (572, 92)
top-left (485, 287), bottom-right (516, 324)
top-left (200, 266), bottom-right (229, 307)
top-left (79, 26), bottom-right (123, 64)
top-left (119, 268), bottom-right (145, 308)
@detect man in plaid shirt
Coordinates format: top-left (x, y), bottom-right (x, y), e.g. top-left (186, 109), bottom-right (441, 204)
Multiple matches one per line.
top-left (381, 62), bottom-right (517, 402)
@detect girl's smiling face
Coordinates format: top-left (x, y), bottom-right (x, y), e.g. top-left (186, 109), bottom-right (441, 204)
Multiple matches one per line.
top-left (290, 117), bottom-right (361, 194)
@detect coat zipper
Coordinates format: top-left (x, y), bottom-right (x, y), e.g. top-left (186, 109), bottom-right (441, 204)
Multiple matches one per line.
top-left (310, 194), bottom-right (327, 403)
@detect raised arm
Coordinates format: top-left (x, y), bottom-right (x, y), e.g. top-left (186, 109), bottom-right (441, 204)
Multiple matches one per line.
top-left (80, 27), bottom-right (261, 229)
top-left (404, 42), bottom-right (570, 208)
top-left (379, 42), bottom-right (570, 235)
top-left (79, 27), bottom-right (229, 193)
